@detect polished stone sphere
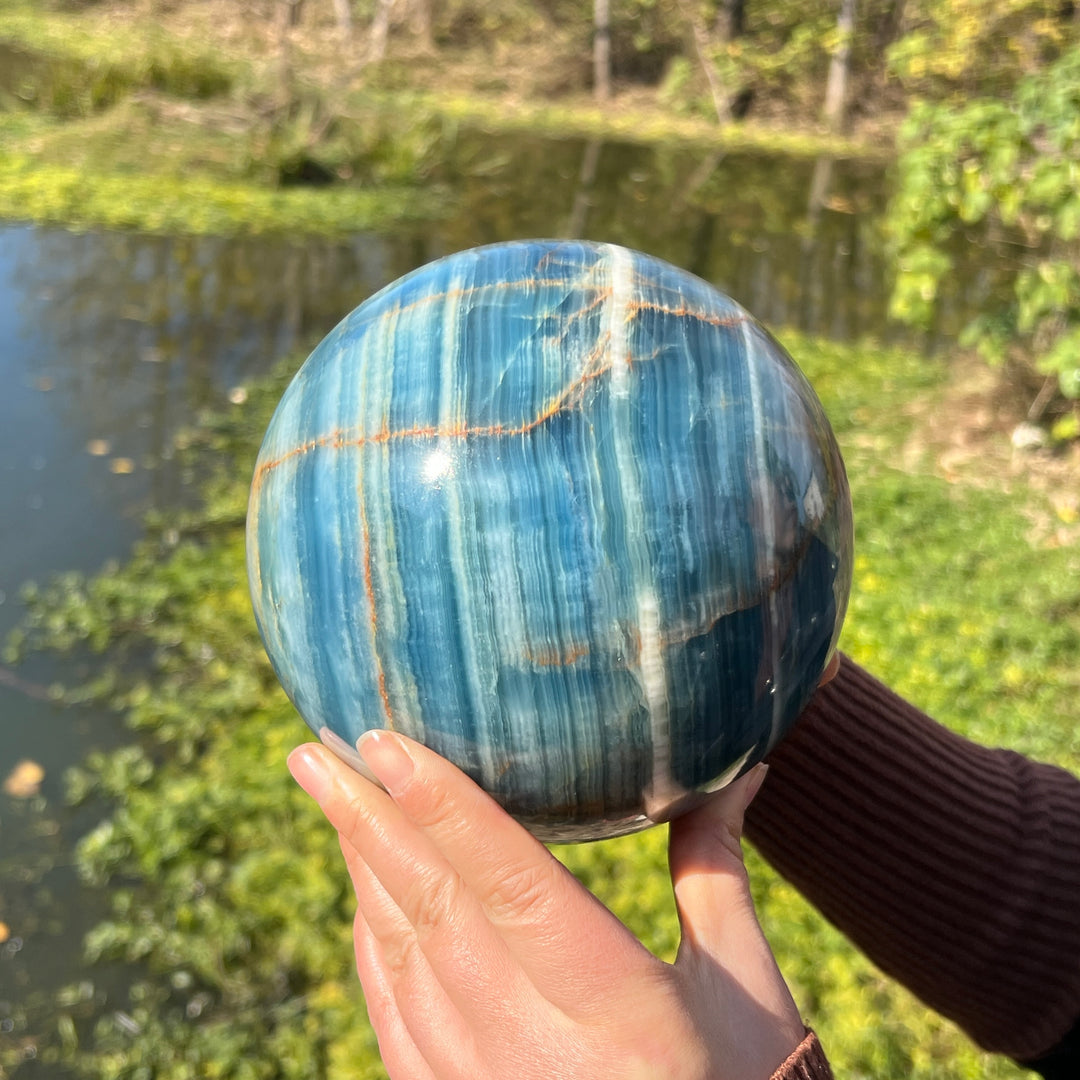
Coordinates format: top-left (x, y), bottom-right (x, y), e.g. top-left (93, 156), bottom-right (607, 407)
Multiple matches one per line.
top-left (247, 240), bottom-right (852, 842)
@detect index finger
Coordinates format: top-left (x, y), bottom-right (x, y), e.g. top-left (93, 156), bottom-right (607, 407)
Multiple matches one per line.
top-left (352, 729), bottom-right (652, 997)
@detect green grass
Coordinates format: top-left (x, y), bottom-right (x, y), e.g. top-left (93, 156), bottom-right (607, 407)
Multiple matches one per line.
top-left (0, 146), bottom-right (446, 236)
top-left (11, 333), bottom-right (1076, 1079)
top-left (0, 3), bottom-right (452, 237)
top-left (0, 81), bottom-right (878, 239)
top-left (0, 0), bottom-right (887, 243)
top-left (795, 332), bottom-right (1080, 770)
top-left (0, 101), bottom-right (449, 237)
top-left (0, 0), bottom-right (886, 163)
top-left (366, 88), bottom-right (890, 162)
top-left (0, 1), bottom-right (238, 117)
top-left (0, 4), bottom-right (1069, 1072)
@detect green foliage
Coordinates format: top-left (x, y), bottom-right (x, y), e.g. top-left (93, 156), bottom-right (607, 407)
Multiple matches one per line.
top-left (0, 142), bottom-right (447, 236)
top-left (887, 0), bottom-right (1071, 96)
top-left (259, 94), bottom-right (451, 190)
top-left (712, 13), bottom-right (832, 115)
top-left (654, 2), bottom-right (829, 120)
top-left (0, 3), bottom-right (236, 117)
top-left (0, 75), bottom-right (454, 235)
top-left (889, 44), bottom-right (1080, 409)
top-left (392, 89), bottom-right (877, 161)
top-left (0, 0), bottom-right (900, 249)
top-left (13, 365), bottom-right (384, 1078)
top-left (14, 331), bottom-right (1078, 1079)
top-left (0, 2), bottom-right (453, 239)
top-left (5, 3), bottom-right (1080, 1076)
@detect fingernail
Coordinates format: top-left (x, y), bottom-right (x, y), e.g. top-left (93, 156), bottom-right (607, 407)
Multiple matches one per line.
top-left (356, 730), bottom-right (414, 797)
top-left (741, 763), bottom-right (769, 811)
top-left (288, 745), bottom-right (334, 804)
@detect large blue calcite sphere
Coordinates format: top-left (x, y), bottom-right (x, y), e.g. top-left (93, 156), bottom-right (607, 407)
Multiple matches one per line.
top-left (247, 241), bottom-right (852, 842)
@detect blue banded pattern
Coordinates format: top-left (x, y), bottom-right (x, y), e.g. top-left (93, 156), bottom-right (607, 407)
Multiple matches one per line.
top-left (247, 241), bottom-right (852, 841)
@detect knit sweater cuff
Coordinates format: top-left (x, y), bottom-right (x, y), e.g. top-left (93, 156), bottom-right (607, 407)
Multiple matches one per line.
top-left (746, 655), bottom-right (1080, 1060)
top-left (770, 1029), bottom-right (832, 1080)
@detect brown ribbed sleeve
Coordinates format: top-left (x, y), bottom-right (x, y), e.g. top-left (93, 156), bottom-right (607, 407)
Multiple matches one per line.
top-left (770, 1030), bottom-right (832, 1079)
top-left (745, 655), bottom-right (1080, 1063)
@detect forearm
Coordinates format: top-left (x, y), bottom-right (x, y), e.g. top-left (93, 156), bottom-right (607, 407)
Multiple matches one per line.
top-left (745, 654), bottom-right (1080, 1062)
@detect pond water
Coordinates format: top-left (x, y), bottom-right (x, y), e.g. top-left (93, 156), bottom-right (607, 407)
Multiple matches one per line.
top-left (0, 133), bottom-right (997, 1073)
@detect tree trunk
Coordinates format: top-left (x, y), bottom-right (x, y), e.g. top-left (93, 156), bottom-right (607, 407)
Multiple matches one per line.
top-left (873, 0), bottom-right (905, 54)
top-left (822, 0), bottom-right (856, 131)
top-left (331, 0), bottom-right (353, 40)
top-left (566, 140), bottom-right (603, 237)
top-left (274, 0), bottom-right (301, 110)
top-left (805, 154), bottom-right (834, 241)
top-left (369, 0), bottom-right (395, 63)
top-left (686, 1), bottom-right (729, 123)
top-left (594, 0), bottom-right (612, 103)
top-left (713, 0), bottom-right (745, 42)
top-left (411, 0), bottom-right (434, 51)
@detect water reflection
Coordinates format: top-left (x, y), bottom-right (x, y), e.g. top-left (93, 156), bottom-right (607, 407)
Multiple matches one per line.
top-left (18, 228), bottom-right (407, 435)
top-left (5, 143), bottom-right (910, 503)
top-left (0, 144), bottom-right (911, 609)
top-left (441, 135), bottom-right (898, 344)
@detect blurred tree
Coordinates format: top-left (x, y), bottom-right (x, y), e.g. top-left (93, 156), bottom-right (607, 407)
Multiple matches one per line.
top-left (410, 0), bottom-right (434, 51)
top-left (595, 0), bottom-right (612, 101)
top-left (368, 0), bottom-right (394, 61)
top-left (712, 0), bottom-right (745, 41)
top-left (822, 0), bottom-right (856, 130)
top-left (331, 0), bottom-right (354, 39)
top-left (889, 42), bottom-right (1080, 432)
top-left (887, 0), bottom-right (1073, 95)
top-left (682, 0), bottom-right (734, 120)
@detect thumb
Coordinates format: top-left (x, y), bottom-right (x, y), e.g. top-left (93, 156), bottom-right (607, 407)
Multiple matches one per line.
top-left (668, 767), bottom-right (806, 1080)
top-left (668, 764), bottom-right (769, 965)
top-left (669, 764), bottom-right (801, 1017)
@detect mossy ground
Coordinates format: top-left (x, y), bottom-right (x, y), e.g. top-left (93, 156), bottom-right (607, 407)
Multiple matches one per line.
top-left (11, 329), bottom-right (1077, 1079)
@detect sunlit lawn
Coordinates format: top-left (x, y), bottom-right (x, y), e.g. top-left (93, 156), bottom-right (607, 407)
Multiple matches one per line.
top-left (11, 332), bottom-right (1077, 1079)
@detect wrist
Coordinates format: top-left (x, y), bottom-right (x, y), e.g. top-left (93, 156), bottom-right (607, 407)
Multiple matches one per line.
top-left (768, 1029), bottom-right (832, 1080)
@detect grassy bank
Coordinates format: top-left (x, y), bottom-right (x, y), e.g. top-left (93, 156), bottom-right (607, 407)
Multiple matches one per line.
top-left (0, 118), bottom-right (447, 237)
top-left (5, 6), bottom-right (1076, 1079)
top-left (10, 328), bottom-right (1077, 1079)
top-left (372, 88), bottom-right (886, 161)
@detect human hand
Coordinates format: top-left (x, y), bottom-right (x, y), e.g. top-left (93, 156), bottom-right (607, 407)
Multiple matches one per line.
top-left (288, 732), bottom-right (805, 1080)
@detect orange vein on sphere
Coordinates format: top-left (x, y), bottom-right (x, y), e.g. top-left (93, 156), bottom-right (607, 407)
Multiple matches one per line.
top-left (357, 488), bottom-right (394, 728)
top-left (625, 301), bottom-right (749, 330)
top-left (253, 288), bottom-right (746, 482)
top-left (249, 427), bottom-right (357, 498)
top-left (524, 642), bottom-right (591, 667)
top-left (251, 344), bottom-right (624, 484)
top-left (252, 300), bottom-right (744, 482)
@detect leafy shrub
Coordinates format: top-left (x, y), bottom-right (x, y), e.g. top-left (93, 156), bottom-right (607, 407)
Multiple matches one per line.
top-left (13, 331), bottom-right (1078, 1078)
top-left (887, 0), bottom-right (1072, 97)
top-left (888, 44), bottom-right (1080, 412)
